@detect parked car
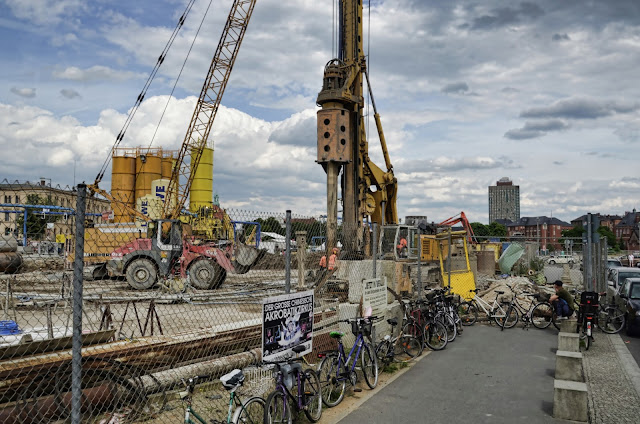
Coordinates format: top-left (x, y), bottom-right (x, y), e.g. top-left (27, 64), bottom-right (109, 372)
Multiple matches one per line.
top-left (547, 254), bottom-right (576, 265)
top-left (607, 267), bottom-right (640, 299)
top-left (607, 258), bottom-right (623, 268)
top-left (615, 277), bottom-right (640, 335)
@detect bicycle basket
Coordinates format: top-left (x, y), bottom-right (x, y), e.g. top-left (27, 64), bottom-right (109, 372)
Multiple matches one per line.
top-left (352, 319), bottom-right (372, 337)
top-left (239, 365), bottom-right (275, 397)
top-left (580, 291), bottom-right (599, 307)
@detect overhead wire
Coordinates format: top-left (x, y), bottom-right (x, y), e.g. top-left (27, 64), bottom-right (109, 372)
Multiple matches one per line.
top-left (145, 0), bottom-right (214, 152)
top-left (95, 0), bottom-right (198, 185)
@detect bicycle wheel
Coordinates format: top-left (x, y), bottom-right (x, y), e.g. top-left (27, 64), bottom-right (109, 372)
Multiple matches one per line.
top-left (531, 302), bottom-right (554, 329)
top-left (402, 322), bottom-right (424, 342)
top-left (500, 305), bottom-right (519, 330)
top-left (375, 340), bottom-right (392, 367)
top-left (317, 354), bottom-right (345, 407)
top-left (437, 313), bottom-right (457, 342)
top-left (598, 306), bottom-right (625, 334)
top-left (303, 369), bottom-right (323, 422)
top-left (234, 396), bottom-right (265, 424)
top-left (459, 302), bottom-right (478, 325)
top-left (393, 335), bottom-right (423, 362)
top-left (423, 320), bottom-right (448, 351)
top-left (361, 343), bottom-right (378, 389)
top-left (264, 390), bottom-right (291, 424)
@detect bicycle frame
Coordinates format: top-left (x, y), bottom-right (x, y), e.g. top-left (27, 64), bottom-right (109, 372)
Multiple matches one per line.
top-left (471, 293), bottom-right (506, 317)
top-left (273, 364), bottom-right (306, 415)
top-left (333, 332), bottom-right (366, 381)
top-left (185, 405), bottom-right (208, 424)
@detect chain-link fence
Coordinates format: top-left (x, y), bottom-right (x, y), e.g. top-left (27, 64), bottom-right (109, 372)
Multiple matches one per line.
top-left (1, 181), bottom-right (613, 423)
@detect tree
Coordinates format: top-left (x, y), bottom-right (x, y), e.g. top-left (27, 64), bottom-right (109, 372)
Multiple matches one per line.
top-left (596, 226), bottom-right (618, 249)
top-left (470, 222), bottom-right (489, 237)
top-left (254, 217), bottom-right (285, 235)
top-left (487, 222), bottom-right (507, 237)
top-left (15, 194), bottom-right (59, 240)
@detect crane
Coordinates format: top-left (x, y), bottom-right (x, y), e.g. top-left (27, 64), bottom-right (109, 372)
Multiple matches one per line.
top-left (316, 0), bottom-right (398, 254)
top-left (79, 0), bottom-right (259, 289)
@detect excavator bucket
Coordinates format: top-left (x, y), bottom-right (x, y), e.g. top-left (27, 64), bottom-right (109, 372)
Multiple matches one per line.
top-left (232, 242), bottom-right (264, 274)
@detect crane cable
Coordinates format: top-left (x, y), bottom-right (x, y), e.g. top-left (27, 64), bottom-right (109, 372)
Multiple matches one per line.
top-left (145, 0), bottom-right (214, 152)
top-left (95, 0), bottom-right (198, 185)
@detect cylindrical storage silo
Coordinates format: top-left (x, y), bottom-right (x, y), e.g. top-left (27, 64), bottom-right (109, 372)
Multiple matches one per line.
top-left (135, 151), bottom-right (162, 201)
top-left (476, 250), bottom-right (496, 276)
top-left (151, 178), bottom-right (176, 212)
top-left (189, 147), bottom-right (213, 211)
top-left (161, 156), bottom-right (175, 180)
top-left (111, 154), bottom-right (136, 223)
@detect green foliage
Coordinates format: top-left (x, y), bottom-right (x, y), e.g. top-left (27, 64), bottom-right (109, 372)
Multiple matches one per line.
top-left (487, 222), bottom-right (507, 237)
top-left (470, 222), bottom-right (489, 237)
top-left (529, 257), bottom-right (544, 272)
top-left (15, 194), bottom-right (59, 239)
top-left (596, 225), bottom-right (618, 249)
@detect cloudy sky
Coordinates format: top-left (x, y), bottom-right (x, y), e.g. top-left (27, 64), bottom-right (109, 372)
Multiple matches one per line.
top-left (1, 0), bottom-right (639, 224)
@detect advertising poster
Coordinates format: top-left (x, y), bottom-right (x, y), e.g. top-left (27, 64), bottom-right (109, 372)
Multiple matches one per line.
top-left (262, 290), bottom-right (314, 362)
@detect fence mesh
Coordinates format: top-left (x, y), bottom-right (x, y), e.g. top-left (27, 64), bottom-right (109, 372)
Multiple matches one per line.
top-left (0, 181), bottom-right (617, 423)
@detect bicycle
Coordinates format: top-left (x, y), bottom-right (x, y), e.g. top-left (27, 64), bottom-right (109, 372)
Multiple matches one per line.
top-left (576, 291), bottom-right (599, 351)
top-left (458, 288), bottom-right (511, 327)
top-left (263, 345), bottom-right (323, 423)
top-left (375, 317), bottom-right (423, 366)
top-left (571, 289), bottom-right (624, 334)
top-left (317, 316), bottom-right (379, 407)
top-left (403, 299), bottom-right (448, 351)
top-left (430, 289), bottom-right (461, 342)
top-left (501, 287), bottom-right (558, 331)
top-left (181, 369), bottom-right (265, 424)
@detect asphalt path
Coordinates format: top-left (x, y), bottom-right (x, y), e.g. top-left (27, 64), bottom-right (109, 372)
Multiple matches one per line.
top-left (620, 331), bottom-right (640, 368)
top-left (339, 324), bottom-right (560, 424)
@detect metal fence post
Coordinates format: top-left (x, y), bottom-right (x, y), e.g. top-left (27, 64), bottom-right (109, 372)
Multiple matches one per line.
top-left (586, 213), bottom-right (592, 291)
top-left (417, 227), bottom-right (422, 299)
top-left (285, 210), bottom-right (291, 294)
top-left (447, 230), bottom-right (452, 288)
top-left (71, 183), bottom-right (86, 424)
top-left (372, 223), bottom-right (377, 278)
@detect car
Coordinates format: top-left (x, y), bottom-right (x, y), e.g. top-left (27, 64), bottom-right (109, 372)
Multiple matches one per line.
top-left (607, 258), bottom-right (623, 268)
top-left (607, 267), bottom-right (640, 299)
top-left (547, 254), bottom-right (576, 265)
top-left (615, 277), bottom-right (640, 335)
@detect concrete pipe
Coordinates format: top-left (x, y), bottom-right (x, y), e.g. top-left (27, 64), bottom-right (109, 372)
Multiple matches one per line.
top-left (0, 252), bottom-right (22, 274)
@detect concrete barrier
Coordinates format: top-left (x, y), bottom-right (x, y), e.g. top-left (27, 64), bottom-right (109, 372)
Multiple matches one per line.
top-left (559, 317), bottom-right (578, 333)
top-left (558, 332), bottom-right (580, 352)
top-left (556, 350), bottom-right (583, 382)
top-left (553, 379), bottom-right (588, 422)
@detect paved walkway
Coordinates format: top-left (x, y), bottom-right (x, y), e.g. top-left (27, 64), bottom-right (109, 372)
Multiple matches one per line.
top-left (339, 325), bottom-right (559, 423)
top-left (583, 333), bottom-right (640, 423)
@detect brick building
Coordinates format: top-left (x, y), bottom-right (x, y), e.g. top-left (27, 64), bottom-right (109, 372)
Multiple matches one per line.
top-left (570, 213), bottom-right (622, 232)
top-left (616, 209), bottom-right (640, 250)
top-left (506, 216), bottom-right (572, 251)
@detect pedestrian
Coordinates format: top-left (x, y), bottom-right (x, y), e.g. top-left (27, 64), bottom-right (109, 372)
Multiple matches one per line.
top-left (328, 247), bottom-right (338, 270)
top-left (549, 280), bottom-right (576, 320)
top-left (317, 247), bottom-right (339, 283)
top-left (629, 253), bottom-right (634, 267)
top-left (397, 237), bottom-right (407, 258)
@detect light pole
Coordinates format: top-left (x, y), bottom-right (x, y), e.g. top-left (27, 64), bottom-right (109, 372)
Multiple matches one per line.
top-left (537, 217), bottom-right (540, 255)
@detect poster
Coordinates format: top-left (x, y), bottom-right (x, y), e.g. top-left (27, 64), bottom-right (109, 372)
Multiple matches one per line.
top-left (262, 290), bottom-right (314, 362)
top-left (362, 278), bottom-right (387, 317)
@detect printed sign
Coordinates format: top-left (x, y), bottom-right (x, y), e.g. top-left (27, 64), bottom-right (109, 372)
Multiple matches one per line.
top-left (362, 278), bottom-right (387, 317)
top-left (262, 290), bottom-right (314, 362)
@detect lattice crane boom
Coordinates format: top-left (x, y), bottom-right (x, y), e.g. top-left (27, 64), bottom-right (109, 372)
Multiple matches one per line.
top-left (164, 0), bottom-right (256, 219)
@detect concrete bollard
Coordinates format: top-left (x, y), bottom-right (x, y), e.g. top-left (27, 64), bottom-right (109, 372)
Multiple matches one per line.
top-left (553, 379), bottom-right (588, 422)
top-left (558, 332), bottom-right (580, 352)
top-left (559, 318), bottom-right (578, 333)
top-left (556, 350), bottom-right (583, 382)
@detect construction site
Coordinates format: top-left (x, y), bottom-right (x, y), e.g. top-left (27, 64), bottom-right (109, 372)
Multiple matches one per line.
top-left (0, 1), bottom-right (606, 424)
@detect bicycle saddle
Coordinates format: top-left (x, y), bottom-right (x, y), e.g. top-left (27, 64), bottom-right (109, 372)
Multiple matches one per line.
top-left (495, 291), bottom-right (505, 294)
top-left (292, 345), bottom-right (306, 354)
top-left (221, 369), bottom-right (244, 391)
top-left (329, 331), bottom-right (344, 339)
top-left (387, 318), bottom-right (398, 326)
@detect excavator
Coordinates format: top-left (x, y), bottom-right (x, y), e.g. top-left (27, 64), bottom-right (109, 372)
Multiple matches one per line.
top-left (317, 0), bottom-right (398, 255)
top-left (76, 0), bottom-right (260, 290)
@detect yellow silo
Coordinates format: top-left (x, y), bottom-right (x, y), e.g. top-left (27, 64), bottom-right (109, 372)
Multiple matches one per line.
top-left (111, 150), bottom-right (136, 223)
top-left (135, 149), bottom-right (162, 201)
top-left (189, 146), bottom-right (214, 211)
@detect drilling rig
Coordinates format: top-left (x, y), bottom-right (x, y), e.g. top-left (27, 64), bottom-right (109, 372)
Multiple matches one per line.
top-left (317, 0), bottom-right (398, 255)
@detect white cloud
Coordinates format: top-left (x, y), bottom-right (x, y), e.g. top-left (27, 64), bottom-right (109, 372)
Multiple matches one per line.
top-left (10, 87), bottom-right (36, 98)
top-left (53, 66), bottom-right (144, 82)
top-left (4, 0), bottom-right (85, 26)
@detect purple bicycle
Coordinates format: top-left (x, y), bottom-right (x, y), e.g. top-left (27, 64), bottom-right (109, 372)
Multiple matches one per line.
top-left (263, 345), bottom-right (323, 424)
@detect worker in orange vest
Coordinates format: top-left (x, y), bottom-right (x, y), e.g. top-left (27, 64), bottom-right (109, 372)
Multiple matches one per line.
top-left (318, 247), bottom-right (339, 282)
top-left (328, 247), bottom-right (338, 270)
top-left (397, 237), bottom-right (407, 258)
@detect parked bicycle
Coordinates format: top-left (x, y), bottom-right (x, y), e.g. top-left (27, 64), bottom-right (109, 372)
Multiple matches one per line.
top-left (431, 289), bottom-right (462, 341)
top-left (458, 288), bottom-right (510, 327)
top-left (403, 299), bottom-right (448, 351)
top-left (571, 289), bottom-right (625, 334)
top-left (375, 317), bottom-right (423, 366)
top-left (317, 316), bottom-right (379, 407)
top-left (576, 291), bottom-right (599, 351)
top-left (263, 345), bottom-right (323, 424)
top-left (181, 369), bottom-right (265, 424)
top-left (500, 285), bottom-right (558, 331)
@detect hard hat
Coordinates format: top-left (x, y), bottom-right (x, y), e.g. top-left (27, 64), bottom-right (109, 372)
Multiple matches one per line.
top-left (332, 247), bottom-right (338, 253)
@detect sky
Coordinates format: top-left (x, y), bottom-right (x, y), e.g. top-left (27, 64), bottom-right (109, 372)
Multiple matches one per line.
top-left (1, 0), bottom-right (639, 224)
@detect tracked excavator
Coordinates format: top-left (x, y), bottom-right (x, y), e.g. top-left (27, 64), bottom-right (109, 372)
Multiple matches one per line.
top-left (77, 0), bottom-right (260, 290)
